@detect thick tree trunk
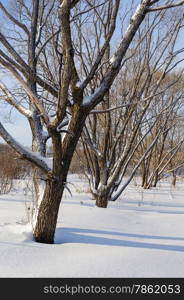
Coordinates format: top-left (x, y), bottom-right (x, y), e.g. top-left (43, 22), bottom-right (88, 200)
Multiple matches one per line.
top-left (33, 179), bottom-right (65, 243)
top-left (33, 105), bottom-right (89, 244)
top-left (95, 195), bottom-right (108, 208)
top-left (95, 186), bottom-right (110, 208)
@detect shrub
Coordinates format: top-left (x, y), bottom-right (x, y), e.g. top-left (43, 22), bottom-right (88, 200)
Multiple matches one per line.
top-left (0, 144), bottom-right (31, 194)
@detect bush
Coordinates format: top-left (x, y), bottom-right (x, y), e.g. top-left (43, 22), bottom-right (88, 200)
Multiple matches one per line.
top-left (0, 144), bottom-right (31, 194)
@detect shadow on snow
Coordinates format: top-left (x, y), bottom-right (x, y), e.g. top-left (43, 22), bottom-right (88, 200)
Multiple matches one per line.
top-left (55, 227), bottom-right (184, 252)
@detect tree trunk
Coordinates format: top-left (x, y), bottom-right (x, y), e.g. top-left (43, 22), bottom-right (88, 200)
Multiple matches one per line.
top-left (141, 167), bottom-right (147, 187)
top-left (95, 194), bottom-right (108, 208)
top-left (141, 162), bottom-right (149, 188)
top-left (172, 171), bottom-right (176, 187)
top-left (33, 105), bottom-right (89, 244)
top-left (152, 170), bottom-right (159, 187)
top-left (33, 179), bottom-right (65, 244)
top-left (29, 116), bottom-right (47, 219)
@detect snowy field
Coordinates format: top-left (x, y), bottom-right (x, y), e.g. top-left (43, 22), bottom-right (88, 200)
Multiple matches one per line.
top-left (0, 175), bottom-right (184, 278)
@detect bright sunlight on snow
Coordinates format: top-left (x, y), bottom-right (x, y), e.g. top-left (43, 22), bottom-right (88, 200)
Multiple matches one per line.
top-left (0, 175), bottom-right (184, 278)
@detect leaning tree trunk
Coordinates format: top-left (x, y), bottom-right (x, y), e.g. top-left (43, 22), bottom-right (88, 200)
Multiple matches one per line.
top-left (33, 178), bottom-right (65, 243)
top-left (33, 126), bottom-right (65, 244)
top-left (33, 104), bottom-right (89, 243)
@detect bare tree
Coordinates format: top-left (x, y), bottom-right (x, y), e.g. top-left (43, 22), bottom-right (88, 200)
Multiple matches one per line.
top-left (0, 0), bottom-right (184, 243)
top-left (137, 71), bottom-right (184, 188)
top-left (139, 100), bottom-right (184, 188)
top-left (77, 10), bottom-right (184, 206)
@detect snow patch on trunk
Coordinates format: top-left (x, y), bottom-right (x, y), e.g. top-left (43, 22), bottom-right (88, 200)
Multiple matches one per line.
top-left (31, 180), bottom-right (46, 230)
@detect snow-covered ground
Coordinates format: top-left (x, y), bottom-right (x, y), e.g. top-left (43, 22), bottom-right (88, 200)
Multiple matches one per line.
top-left (0, 175), bottom-right (184, 278)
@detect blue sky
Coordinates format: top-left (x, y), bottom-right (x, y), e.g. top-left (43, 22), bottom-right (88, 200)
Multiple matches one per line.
top-left (0, 106), bottom-right (32, 146)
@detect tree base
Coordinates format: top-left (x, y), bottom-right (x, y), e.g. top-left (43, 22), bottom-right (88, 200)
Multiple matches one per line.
top-left (33, 233), bottom-right (54, 244)
top-left (95, 197), bottom-right (108, 208)
top-left (34, 238), bottom-right (54, 244)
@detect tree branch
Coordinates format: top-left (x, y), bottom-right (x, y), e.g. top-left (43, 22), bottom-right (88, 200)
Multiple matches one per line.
top-left (83, 0), bottom-right (150, 109)
top-left (71, 1), bottom-right (108, 21)
top-left (80, 0), bottom-right (121, 90)
top-left (0, 32), bottom-right (58, 98)
top-left (36, 29), bottom-right (61, 58)
top-left (0, 1), bottom-right (29, 35)
top-left (0, 122), bottom-right (51, 174)
top-left (0, 56), bottom-right (49, 125)
top-left (53, 0), bottom-right (80, 127)
top-left (0, 81), bottom-right (32, 118)
top-left (70, 0), bottom-right (80, 9)
top-left (147, 0), bottom-right (184, 12)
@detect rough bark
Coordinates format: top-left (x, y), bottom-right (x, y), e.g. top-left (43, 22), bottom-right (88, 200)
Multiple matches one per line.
top-left (33, 179), bottom-right (65, 243)
top-left (95, 194), bottom-right (108, 208)
top-left (33, 105), bottom-right (88, 243)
